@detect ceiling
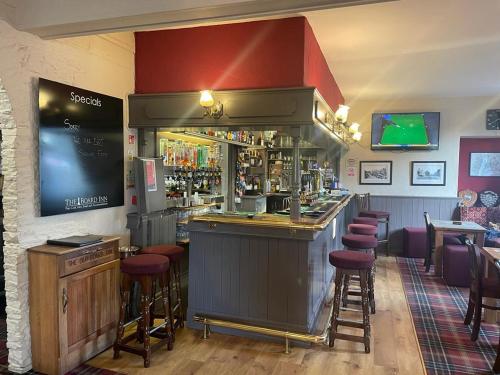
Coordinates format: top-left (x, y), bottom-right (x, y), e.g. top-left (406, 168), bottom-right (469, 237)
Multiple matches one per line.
top-left (303, 0), bottom-right (500, 100)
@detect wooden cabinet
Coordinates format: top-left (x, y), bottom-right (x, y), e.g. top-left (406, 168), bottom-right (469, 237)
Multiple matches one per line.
top-left (28, 237), bottom-right (120, 375)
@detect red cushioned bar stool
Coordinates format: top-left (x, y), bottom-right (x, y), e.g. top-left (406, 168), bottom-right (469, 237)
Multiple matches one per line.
top-left (114, 254), bottom-right (174, 368)
top-left (352, 216), bottom-right (384, 257)
top-left (356, 193), bottom-right (390, 255)
top-left (141, 244), bottom-right (185, 329)
top-left (328, 250), bottom-right (375, 353)
top-left (341, 234), bottom-right (377, 313)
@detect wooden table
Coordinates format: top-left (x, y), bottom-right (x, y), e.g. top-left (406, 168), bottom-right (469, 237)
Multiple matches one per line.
top-left (480, 247), bottom-right (500, 324)
top-left (431, 220), bottom-right (486, 277)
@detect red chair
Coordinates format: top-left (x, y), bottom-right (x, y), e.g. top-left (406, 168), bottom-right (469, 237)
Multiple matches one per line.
top-left (463, 241), bottom-right (500, 341)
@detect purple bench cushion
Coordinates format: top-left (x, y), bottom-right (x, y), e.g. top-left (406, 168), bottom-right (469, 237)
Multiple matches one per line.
top-left (443, 233), bottom-right (463, 246)
top-left (403, 227), bottom-right (427, 258)
top-left (329, 250), bottom-right (374, 270)
top-left (443, 244), bottom-right (470, 287)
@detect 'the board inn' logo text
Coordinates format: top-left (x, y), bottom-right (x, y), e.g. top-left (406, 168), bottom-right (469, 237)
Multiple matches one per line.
top-left (65, 195), bottom-right (108, 211)
top-left (70, 91), bottom-right (102, 107)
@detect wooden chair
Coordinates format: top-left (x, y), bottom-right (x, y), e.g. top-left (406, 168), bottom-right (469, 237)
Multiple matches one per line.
top-left (463, 241), bottom-right (500, 341)
top-left (493, 260), bottom-right (500, 374)
top-left (423, 212), bottom-right (433, 272)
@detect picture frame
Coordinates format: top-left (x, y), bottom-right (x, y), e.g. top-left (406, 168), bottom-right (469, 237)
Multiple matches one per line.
top-left (411, 161), bottom-right (446, 186)
top-left (359, 161), bottom-right (392, 185)
top-left (469, 152), bottom-right (500, 177)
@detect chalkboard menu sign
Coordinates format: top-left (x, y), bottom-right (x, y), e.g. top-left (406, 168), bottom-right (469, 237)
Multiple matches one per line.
top-left (38, 78), bottom-right (124, 216)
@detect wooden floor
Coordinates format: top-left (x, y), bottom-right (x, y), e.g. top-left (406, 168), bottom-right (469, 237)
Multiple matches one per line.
top-left (87, 256), bottom-right (426, 374)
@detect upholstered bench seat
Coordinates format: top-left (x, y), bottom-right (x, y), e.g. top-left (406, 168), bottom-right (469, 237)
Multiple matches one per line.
top-left (443, 244), bottom-right (471, 287)
top-left (403, 227), bottom-right (427, 258)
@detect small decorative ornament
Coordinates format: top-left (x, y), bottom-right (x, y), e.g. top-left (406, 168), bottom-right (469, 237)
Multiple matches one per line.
top-left (478, 190), bottom-right (498, 208)
top-left (458, 189), bottom-right (477, 207)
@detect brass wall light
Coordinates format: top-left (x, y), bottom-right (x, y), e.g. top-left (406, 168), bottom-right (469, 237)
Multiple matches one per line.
top-left (329, 104), bottom-right (362, 143)
top-left (200, 90), bottom-right (223, 119)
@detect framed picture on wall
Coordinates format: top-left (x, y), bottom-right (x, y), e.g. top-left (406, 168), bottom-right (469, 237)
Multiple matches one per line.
top-left (469, 152), bottom-right (500, 177)
top-left (411, 161), bottom-right (446, 186)
top-left (359, 161), bottom-right (392, 185)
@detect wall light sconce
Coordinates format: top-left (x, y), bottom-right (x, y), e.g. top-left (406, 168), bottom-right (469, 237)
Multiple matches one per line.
top-left (330, 105), bottom-right (362, 144)
top-left (334, 104), bottom-right (350, 123)
top-left (200, 90), bottom-right (223, 119)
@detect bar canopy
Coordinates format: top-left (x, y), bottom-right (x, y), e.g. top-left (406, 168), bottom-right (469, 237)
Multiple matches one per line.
top-left (128, 86), bottom-right (349, 150)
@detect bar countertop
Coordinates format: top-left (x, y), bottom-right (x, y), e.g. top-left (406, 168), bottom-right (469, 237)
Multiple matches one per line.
top-left (189, 194), bottom-right (352, 231)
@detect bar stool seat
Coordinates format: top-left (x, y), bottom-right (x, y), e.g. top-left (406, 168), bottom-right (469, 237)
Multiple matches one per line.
top-left (353, 217), bottom-right (378, 227)
top-left (359, 210), bottom-right (390, 219)
top-left (114, 254), bottom-right (174, 367)
top-left (329, 250), bottom-right (375, 269)
top-left (348, 224), bottom-right (378, 236)
top-left (141, 244), bottom-right (186, 329)
top-left (121, 254), bottom-right (169, 274)
top-left (328, 250), bottom-right (375, 353)
top-left (342, 234), bottom-right (378, 249)
top-left (142, 245), bottom-right (184, 262)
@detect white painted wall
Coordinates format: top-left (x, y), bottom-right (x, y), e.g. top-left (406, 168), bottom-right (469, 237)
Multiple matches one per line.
top-left (340, 96), bottom-right (500, 197)
top-left (0, 20), bottom-right (135, 372)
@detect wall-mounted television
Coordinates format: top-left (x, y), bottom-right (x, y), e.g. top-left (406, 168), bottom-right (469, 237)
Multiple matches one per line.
top-left (371, 112), bottom-right (440, 150)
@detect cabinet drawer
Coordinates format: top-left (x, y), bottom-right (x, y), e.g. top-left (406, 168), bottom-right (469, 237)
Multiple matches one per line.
top-left (59, 242), bottom-right (118, 277)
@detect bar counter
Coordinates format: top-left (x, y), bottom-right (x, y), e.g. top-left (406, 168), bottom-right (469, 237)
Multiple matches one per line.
top-left (186, 194), bottom-right (353, 336)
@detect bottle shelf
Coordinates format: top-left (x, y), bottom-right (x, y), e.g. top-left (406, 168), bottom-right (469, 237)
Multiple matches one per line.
top-left (183, 132), bottom-right (266, 149)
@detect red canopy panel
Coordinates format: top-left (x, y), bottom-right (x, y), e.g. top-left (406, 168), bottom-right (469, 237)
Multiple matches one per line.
top-left (134, 16), bottom-right (344, 110)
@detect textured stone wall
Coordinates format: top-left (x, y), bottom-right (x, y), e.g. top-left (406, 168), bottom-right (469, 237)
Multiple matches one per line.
top-left (0, 20), bottom-right (135, 373)
top-left (0, 80), bottom-right (27, 371)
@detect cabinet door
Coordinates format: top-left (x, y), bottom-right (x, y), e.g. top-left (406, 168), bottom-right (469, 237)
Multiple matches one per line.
top-left (58, 259), bottom-right (119, 373)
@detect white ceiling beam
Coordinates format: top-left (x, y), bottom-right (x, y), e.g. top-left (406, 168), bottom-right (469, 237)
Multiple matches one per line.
top-left (9, 0), bottom-right (396, 39)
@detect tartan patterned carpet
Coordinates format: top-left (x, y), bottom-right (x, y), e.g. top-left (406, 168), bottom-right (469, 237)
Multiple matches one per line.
top-left (0, 320), bottom-right (124, 375)
top-left (398, 257), bottom-right (499, 375)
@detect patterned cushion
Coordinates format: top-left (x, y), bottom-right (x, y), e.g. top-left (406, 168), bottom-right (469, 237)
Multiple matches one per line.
top-left (460, 207), bottom-right (487, 227)
top-left (486, 207), bottom-right (500, 224)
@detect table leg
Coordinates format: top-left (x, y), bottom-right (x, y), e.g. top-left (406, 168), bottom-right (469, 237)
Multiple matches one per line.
top-left (476, 232), bottom-right (485, 247)
top-left (434, 230), bottom-right (444, 277)
top-left (483, 260), bottom-right (499, 324)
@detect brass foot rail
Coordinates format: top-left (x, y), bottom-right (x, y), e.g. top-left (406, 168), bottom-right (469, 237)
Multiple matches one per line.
top-left (193, 300), bottom-right (334, 354)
